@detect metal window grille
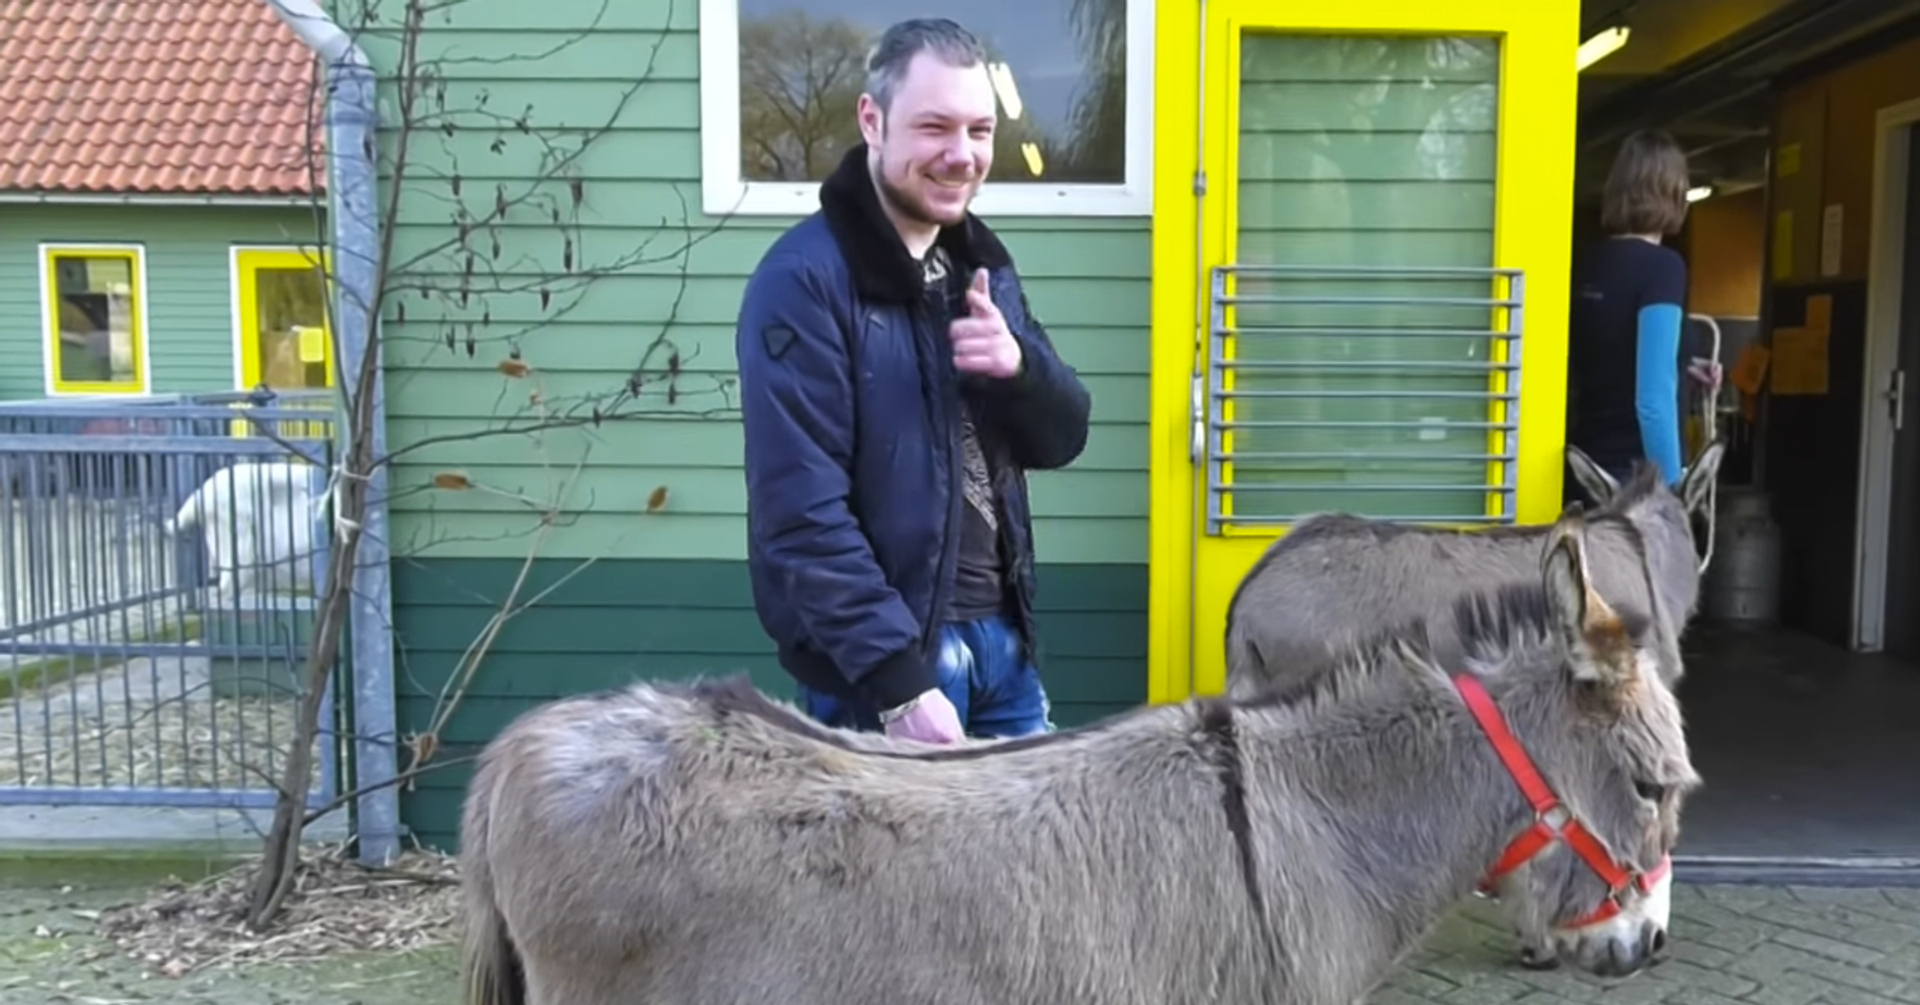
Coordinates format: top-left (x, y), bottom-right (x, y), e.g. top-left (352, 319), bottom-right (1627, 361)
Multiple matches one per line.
top-left (1201, 263), bottom-right (1525, 534)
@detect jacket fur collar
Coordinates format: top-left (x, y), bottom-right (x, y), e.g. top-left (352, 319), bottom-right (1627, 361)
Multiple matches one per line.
top-left (817, 142), bottom-right (1013, 304)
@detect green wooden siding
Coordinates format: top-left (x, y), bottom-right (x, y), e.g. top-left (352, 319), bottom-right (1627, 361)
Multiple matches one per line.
top-left (391, 558), bottom-right (1149, 851)
top-left (357, 0), bottom-right (1159, 852)
top-left (365, 0), bottom-right (1151, 564)
top-left (1225, 34), bottom-right (1504, 522)
top-left (0, 203), bottom-right (325, 401)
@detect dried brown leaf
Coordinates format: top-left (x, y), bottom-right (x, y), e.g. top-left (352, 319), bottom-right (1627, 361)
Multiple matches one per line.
top-left (93, 843), bottom-right (461, 976)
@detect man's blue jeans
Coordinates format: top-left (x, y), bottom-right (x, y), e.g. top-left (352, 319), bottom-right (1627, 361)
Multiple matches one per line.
top-left (797, 613), bottom-right (1054, 739)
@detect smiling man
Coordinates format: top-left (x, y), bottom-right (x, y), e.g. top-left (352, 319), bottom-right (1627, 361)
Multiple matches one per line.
top-left (734, 17), bottom-right (1093, 745)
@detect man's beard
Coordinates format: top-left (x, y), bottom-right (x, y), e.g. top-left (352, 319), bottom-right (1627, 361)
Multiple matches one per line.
top-left (873, 150), bottom-right (975, 227)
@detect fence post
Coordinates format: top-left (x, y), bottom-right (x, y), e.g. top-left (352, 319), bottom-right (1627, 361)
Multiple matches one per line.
top-left (258, 0), bottom-right (398, 864)
top-left (329, 47), bottom-right (400, 866)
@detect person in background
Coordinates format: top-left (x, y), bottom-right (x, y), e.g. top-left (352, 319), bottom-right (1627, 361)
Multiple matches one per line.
top-left (732, 18), bottom-right (1093, 745)
top-left (1565, 128), bottom-right (1723, 507)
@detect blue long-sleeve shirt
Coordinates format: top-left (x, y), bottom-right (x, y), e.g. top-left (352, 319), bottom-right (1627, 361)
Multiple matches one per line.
top-left (1566, 237), bottom-right (1691, 486)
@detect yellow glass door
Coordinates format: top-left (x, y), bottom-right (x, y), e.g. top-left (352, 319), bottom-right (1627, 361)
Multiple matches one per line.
top-left (234, 247), bottom-right (332, 438)
top-left (1150, 0), bottom-right (1579, 702)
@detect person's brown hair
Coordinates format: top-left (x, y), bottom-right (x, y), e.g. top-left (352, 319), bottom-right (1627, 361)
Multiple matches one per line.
top-left (1600, 129), bottom-right (1692, 237)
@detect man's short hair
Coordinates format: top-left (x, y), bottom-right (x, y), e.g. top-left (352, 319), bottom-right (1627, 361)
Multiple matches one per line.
top-left (1600, 129), bottom-right (1693, 237)
top-left (865, 18), bottom-right (990, 115)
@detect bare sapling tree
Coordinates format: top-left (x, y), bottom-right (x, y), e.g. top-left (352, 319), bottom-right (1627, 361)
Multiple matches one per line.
top-left (244, 0), bottom-right (740, 930)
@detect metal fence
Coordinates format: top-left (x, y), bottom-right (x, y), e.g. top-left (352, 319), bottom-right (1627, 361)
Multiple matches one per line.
top-left (0, 389), bottom-right (343, 812)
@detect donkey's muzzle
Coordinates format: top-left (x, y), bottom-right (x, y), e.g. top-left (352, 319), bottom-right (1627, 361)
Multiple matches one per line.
top-left (1578, 920), bottom-right (1666, 979)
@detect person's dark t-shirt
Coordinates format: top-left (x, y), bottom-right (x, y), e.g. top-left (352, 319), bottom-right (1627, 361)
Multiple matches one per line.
top-left (948, 401), bottom-right (1007, 620)
top-left (1565, 236), bottom-right (1692, 481)
top-left (921, 247), bottom-right (1008, 622)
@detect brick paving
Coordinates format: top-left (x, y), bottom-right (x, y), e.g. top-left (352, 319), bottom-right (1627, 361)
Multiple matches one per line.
top-left (5, 868), bottom-right (1919, 1003)
top-left (1376, 886), bottom-right (1920, 1005)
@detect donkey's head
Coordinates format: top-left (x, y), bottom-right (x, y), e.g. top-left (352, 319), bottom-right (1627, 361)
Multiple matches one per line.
top-left (1567, 439), bottom-right (1726, 625)
top-left (1457, 510), bottom-right (1700, 978)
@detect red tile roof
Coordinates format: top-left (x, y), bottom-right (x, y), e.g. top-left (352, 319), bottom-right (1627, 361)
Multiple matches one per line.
top-left (0, 0), bottom-right (325, 196)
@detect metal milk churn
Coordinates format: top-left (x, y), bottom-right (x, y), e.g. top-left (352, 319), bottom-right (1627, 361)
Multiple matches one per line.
top-left (1701, 485), bottom-right (1782, 628)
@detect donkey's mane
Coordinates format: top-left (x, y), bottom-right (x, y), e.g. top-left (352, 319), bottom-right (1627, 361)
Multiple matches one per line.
top-left (1599, 459), bottom-right (1668, 514)
top-left (645, 587), bottom-right (1472, 763)
top-left (662, 671), bottom-right (1150, 762)
top-left (1451, 579), bottom-right (1563, 666)
top-left (1454, 575), bottom-right (1653, 667)
top-left (654, 574), bottom-right (1610, 765)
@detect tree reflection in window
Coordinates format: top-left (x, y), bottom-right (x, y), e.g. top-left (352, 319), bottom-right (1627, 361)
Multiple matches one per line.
top-left (735, 0), bottom-right (1128, 185)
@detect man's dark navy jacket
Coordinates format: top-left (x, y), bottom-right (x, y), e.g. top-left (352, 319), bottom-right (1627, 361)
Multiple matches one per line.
top-left (734, 144), bottom-right (1093, 712)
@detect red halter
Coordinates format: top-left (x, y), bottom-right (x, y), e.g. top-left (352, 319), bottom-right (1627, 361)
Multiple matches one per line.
top-left (1452, 673), bottom-right (1672, 930)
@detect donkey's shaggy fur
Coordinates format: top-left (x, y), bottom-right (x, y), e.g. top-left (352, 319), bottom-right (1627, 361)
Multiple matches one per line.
top-left (458, 515), bottom-right (1697, 1005)
top-left (1222, 443), bottom-right (1720, 970)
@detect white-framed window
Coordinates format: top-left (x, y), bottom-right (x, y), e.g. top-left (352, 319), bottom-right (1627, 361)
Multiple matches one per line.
top-left (697, 0), bottom-right (1156, 218)
top-left (38, 243), bottom-right (151, 396)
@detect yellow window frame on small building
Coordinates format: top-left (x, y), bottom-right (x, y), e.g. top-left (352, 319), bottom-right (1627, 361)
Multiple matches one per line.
top-left (228, 245), bottom-right (336, 441)
top-left (40, 243), bottom-right (152, 397)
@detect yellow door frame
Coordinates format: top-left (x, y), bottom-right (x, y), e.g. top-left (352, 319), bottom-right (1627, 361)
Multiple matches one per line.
top-left (1145, 0), bottom-right (1582, 705)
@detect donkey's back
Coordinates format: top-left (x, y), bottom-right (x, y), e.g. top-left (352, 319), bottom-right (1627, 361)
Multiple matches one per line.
top-left (458, 677), bottom-right (1249, 1005)
top-left (1225, 442), bottom-right (1724, 700)
top-left (1224, 512), bottom-right (1653, 697)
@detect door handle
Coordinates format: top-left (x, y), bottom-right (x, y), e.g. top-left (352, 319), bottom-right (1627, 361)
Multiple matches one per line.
top-left (1190, 374), bottom-right (1205, 463)
top-left (1891, 369), bottom-right (1906, 433)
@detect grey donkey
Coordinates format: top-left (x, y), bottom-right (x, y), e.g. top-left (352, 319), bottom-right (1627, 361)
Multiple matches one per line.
top-left (459, 510), bottom-right (1698, 1005)
top-left (1228, 439), bottom-right (1723, 700)
top-left (1222, 440), bottom-right (1722, 969)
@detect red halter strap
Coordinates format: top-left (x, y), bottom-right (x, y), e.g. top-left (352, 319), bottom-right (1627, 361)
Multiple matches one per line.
top-left (1451, 673), bottom-right (1670, 929)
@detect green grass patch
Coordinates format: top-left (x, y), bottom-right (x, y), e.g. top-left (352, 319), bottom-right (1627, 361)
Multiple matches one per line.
top-left (0, 846), bottom-right (247, 888)
top-left (0, 613), bottom-right (206, 703)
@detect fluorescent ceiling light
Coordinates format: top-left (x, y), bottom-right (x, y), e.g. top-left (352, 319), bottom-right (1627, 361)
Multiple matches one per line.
top-left (1687, 185), bottom-right (1713, 203)
top-left (1577, 26), bottom-right (1630, 71)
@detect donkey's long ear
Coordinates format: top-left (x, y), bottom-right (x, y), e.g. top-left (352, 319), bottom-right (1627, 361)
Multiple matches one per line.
top-left (1565, 444), bottom-right (1620, 505)
top-left (1542, 510), bottom-right (1591, 637)
top-left (1542, 514), bottom-right (1638, 688)
top-left (1678, 438), bottom-right (1726, 515)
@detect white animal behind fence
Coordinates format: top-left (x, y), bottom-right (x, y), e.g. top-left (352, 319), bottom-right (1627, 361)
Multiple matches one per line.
top-left (165, 460), bottom-right (328, 599)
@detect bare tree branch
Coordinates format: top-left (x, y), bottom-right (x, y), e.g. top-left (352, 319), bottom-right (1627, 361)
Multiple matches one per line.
top-left (241, 0), bottom-right (740, 931)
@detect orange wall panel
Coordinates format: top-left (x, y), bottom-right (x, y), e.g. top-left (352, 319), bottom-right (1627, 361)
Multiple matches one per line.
top-left (1775, 33), bottom-right (1920, 284)
top-left (1684, 187), bottom-right (1766, 316)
